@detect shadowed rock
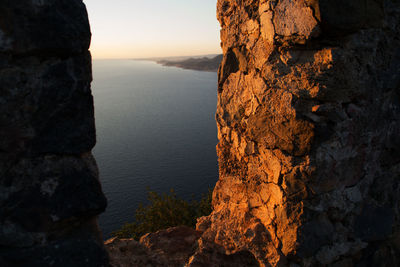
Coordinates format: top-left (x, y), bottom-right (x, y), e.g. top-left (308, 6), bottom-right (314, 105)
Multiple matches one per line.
top-left (0, 0), bottom-right (108, 266)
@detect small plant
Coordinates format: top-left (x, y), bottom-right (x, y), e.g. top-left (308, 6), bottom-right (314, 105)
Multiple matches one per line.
top-left (112, 188), bottom-right (213, 240)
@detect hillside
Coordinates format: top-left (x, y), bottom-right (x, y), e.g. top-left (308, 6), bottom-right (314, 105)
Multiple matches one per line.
top-left (157, 54), bottom-right (222, 72)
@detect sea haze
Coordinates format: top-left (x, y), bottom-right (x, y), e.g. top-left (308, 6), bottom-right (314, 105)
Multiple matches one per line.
top-left (91, 59), bottom-right (219, 238)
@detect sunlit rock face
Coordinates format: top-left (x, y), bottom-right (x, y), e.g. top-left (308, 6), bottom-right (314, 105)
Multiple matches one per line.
top-left (192, 0), bottom-right (400, 266)
top-left (0, 0), bottom-right (108, 266)
top-left (106, 226), bottom-right (204, 267)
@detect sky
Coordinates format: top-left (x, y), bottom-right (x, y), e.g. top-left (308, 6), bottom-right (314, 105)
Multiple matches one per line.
top-left (83, 0), bottom-right (221, 59)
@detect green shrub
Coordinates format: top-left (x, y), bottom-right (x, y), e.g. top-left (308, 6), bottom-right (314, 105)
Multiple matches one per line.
top-left (112, 188), bottom-right (213, 240)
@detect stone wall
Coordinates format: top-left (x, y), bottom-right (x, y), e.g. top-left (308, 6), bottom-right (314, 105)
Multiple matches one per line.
top-left (0, 1), bottom-right (108, 266)
top-left (190, 0), bottom-right (400, 266)
top-left (2, 1), bottom-right (400, 266)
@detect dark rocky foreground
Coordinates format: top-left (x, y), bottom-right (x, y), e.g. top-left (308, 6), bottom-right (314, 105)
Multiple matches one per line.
top-left (1, 0), bottom-right (399, 266)
top-left (0, 0), bottom-right (108, 266)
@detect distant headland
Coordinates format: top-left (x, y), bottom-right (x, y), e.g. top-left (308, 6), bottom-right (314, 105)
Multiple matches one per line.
top-left (135, 54), bottom-right (223, 72)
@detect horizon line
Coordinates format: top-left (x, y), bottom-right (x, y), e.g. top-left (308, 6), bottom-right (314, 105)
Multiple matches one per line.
top-left (91, 53), bottom-right (223, 60)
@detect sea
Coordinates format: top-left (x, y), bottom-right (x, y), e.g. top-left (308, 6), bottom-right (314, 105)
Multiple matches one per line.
top-left (91, 59), bottom-right (219, 238)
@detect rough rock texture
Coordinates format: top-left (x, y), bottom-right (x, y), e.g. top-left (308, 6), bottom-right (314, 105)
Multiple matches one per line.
top-left (188, 0), bottom-right (400, 266)
top-left (107, 1), bottom-right (399, 266)
top-left (0, 0), bottom-right (108, 266)
top-left (106, 226), bottom-right (202, 267)
top-left (106, 226), bottom-right (259, 267)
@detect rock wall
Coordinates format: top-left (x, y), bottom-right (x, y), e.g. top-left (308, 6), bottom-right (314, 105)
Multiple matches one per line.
top-left (191, 0), bottom-right (400, 266)
top-left (0, 1), bottom-right (108, 266)
top-left (107, 1), bottom-right (400, 266)
top-left (3, 0), bottom-right (399, 266)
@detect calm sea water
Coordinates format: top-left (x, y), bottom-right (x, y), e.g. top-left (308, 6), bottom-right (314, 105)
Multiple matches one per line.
top-left (91, 59), bottom-right (219, 238)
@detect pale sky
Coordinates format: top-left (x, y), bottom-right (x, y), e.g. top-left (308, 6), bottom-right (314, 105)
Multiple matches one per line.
top-left (83, 0), bottom-right (221, 59)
